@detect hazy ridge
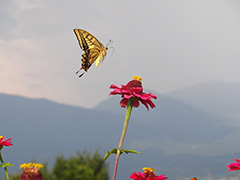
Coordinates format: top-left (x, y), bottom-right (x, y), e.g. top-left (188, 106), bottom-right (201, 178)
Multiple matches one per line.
top-left (1, 81), bottom-right (240, 179)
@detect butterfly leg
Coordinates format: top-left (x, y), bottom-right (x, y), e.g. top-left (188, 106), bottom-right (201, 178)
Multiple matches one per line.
top-left (76, 68), bottom-right (81, 74)
top-left (78, 72), bottom-right (85, 78)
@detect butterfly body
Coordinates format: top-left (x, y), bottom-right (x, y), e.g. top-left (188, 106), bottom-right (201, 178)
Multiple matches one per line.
top-left (73, 29), bottom-right (108, 77)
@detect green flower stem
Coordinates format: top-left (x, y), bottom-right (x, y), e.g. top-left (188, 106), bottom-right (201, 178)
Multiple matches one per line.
top-left (112, 99), bottom-right (133, 180)
top-left (0, 151), bottom-right (9, 180)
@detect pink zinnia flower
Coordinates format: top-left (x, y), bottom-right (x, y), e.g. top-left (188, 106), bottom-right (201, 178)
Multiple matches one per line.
top-left (227, 158), bottom-right (240, 171)
top-left (109, 76), bottom-right (157, 110)
top-left (130, 167), bottom-right (167, 180)
top-left (20, 163), bottom-right (44, 180)
top-left (0, 136), bottom-right (12, 150)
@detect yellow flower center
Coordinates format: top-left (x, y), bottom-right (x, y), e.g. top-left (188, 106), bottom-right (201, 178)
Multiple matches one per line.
top-left (20, 163), bottom-right (43, 169)
top-left (133, 76), bottom-right (142, 82)
top-left (142, 167), bottom-right (156, 175)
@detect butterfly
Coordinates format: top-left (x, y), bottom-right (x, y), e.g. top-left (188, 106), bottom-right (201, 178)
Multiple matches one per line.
top-left (73, 29), bottom-right (112, 77)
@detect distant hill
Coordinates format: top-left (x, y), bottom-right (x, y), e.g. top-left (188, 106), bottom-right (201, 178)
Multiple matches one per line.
top-left (166, 81), bottom-right (240, 120)
top-left (0, 92), bottom-right (238, 180)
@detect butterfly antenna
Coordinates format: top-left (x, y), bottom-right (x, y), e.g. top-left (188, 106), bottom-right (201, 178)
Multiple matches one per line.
top-left (106, 39), bottom-right (114, 57)
top-left (108, 46), bottom-right (114, 57)
top-left (106, 39), bottom-right (113, 47)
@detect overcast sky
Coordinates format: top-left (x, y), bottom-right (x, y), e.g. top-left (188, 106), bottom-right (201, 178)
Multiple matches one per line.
top-left (1, 0), bottom-right (240, 108)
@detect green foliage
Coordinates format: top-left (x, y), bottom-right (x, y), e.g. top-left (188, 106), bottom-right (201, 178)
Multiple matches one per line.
top-left (52, 150), bottom-right (109, 180)
top-left (41, 162), bottom-right (53, 180)
top-left (10, 150), bottom-right (109, 180)
top-left (10, 173), bottom-right (20, 180)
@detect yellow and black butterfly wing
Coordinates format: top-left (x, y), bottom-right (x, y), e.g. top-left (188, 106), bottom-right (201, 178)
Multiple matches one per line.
top-left (95, 45), bottom-right (107, 67)
top-left (74, 29), bottom-right (98, 51)
top-left (73, 29), bottom-right (107, 77)
top-left (81, 48), bottom-right (101, 71)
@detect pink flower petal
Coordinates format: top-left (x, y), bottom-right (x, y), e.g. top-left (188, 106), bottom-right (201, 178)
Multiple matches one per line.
top-left (3, 138), bottom-right (12, 146)
top-left (134, 93), bottom-right (149, 100)
top-left (234, 158), bottom-right (240, 163)
top-left (109, 91), bottom-right (121, 96)
top-left (109, 84), bottom-right (120, 89)
top-left (133, 100), bottom-right (140, 108)
top-left (0, 137), bottom-right (12, 146)
top-left (120, 99), bottom-right (128, 108)
top-left (109, 79), bottom-right (157, 110)
top-left (148, 93), bottom-right (157, 99)
top-left (120, 84), bottom-right (128, 89)
top-left (131, 87), bottom-right (143, 93)
top-left (156, 174), bottom-right (168, 180)
top-left (146, 99), bottom-right (156, 108)
top-left (140, 100), bottom-right (150, 110)
top-left (130, 172), bottom-right (144, 180)
top-left (227, 158), bottom-right (240, 171)
top-left (123, 94), bottom-right (133, 99)
top-left (130, 171), bottom-right (167, 180)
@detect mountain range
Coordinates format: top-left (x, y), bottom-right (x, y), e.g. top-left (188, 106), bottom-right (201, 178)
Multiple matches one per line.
top-left (166, 81), bottom-right (240, 120)
top-left (1, 81), bottom-right (240, 180)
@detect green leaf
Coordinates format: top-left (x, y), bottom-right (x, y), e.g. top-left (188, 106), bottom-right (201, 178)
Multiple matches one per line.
top-left (122, 149), bottom-right (141, 154)
top-left (103, 151), bottom-right (111, 161)
top-left (103, 148), bottom-right (118, 160)
top-left (0, 162), bottom-right (15, 168)
top-left (103, 148), bottom-right (140, 160)
top-left (110, 148), bottom-right (118, 154)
